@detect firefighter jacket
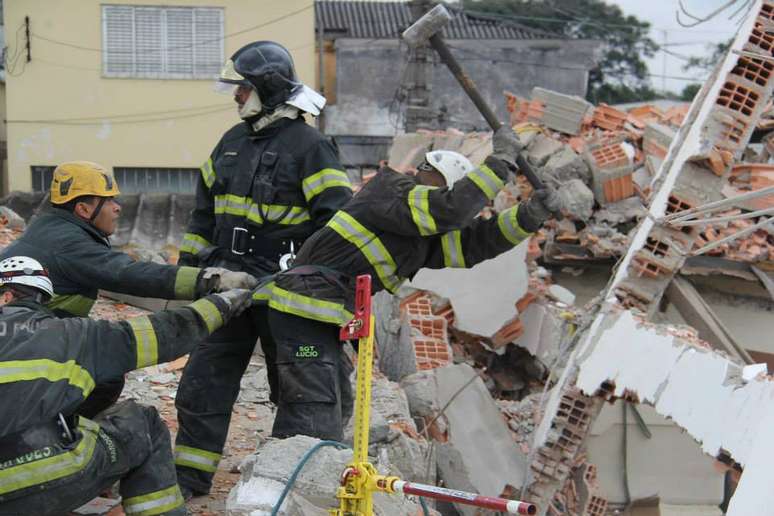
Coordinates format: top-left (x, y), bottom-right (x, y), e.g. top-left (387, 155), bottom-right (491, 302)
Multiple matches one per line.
top-left (178, 117), bottom-right (353, 275)
top-left (0, 295), bottom-right (229, 496)
top-left (0, 208), bottom-right (203, 318)
top-left (265, 158), bottom-right (533, 325)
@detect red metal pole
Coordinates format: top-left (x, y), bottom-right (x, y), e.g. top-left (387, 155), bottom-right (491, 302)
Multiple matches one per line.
top-left (392, 480), bottom-right (536, 515)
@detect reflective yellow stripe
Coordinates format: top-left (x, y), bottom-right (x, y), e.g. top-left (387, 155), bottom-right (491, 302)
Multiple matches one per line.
top-left (0, 358), bottom-right (95, 397)
top-left (269, 286), bottom-right (354, 326)
top-left (127, 317), bottom-right (159, 369)
top-left (46, 294), bottom-right (95, 317)
top-left (213, 194), bottom-right (311, 226)
top-left (252, 281), bottom-right (275, 302)
top-left (326, 211), bottom-right (403, 293)
top-left (441, 230), bottom-right (466, 268)
top-left (0, 419), bottom-right (98, 495)
top-left (124, 484), bottom-right (184, 516)
top-left (173, 266), bottom-right (200, 299)
top-left (175, 445), bottom-right (221, 473)
top-left (467, 164), bottom-right (505, 201)
top-left (179, 233), bottom-right (211, 255)
top-left (189, 298), bottom-right (223, 333)
top-left (200, 158), bottom-right (215, 189)
top-left (302, 168), bottom-right (352, 202)
top-left (498, 205), bottom-right (532, 245)
top-left (408, 185), bottom-right (439, 236)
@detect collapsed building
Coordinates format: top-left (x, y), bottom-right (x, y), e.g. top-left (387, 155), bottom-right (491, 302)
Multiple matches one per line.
top-left (2, 2), bottom-right (774, 516)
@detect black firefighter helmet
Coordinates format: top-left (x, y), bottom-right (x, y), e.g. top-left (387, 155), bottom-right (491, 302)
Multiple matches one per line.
top-left (219, 41), bottom-right (301, 112)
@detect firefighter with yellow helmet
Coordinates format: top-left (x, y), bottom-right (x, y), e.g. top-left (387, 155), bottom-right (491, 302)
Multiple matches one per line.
top-left (0, 161), bottom-right (259, 418)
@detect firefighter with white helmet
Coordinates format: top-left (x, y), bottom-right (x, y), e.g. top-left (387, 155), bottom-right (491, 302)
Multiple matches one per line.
top-left (0, 255), bottom-right (252, 516)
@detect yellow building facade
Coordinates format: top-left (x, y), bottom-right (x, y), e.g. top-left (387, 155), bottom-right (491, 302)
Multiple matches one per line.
top-left (2, 0), bottom-right (315, 193)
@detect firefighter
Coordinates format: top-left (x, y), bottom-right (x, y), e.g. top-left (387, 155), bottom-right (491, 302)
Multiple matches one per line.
top-left (0, 161), bottom-right (258, 418)
top-left (174, 40), bottom-right (353, 498)
top-left (263, 126), bottom-right (561, 440)
top-left (0, 256), bottom-right (252, 516)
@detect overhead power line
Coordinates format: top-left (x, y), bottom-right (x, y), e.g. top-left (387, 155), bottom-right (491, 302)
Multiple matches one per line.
top-left (30, 3), bottom-right (314, 55)
top-left (7, 105), bottom-right (233, 125)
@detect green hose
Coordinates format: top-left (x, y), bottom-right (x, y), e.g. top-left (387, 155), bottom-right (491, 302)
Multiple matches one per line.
top-left (271, 440), bottom-right (347, 516)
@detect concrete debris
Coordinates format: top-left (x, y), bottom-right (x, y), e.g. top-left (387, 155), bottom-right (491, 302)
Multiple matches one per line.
top-left (225, 435), bottom-right (426, 515)
top-left (557, 179), bottom-right (594, 221)
top-left (434, 364), bottom-right (530, 516)
top-left (527, 133), bottom-right (566, 167)
top-left (530, 87), bottom-right (593, 136)
top-left (542, 146), bottom-right (591, 185)
top-left (410, 240), bottom-right (530, 338)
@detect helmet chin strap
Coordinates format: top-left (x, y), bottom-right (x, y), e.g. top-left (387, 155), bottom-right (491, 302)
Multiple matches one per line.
top-left (89, 197), bottom-right (107, 223)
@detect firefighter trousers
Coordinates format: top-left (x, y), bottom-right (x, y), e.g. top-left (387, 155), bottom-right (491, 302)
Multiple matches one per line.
top-left (174, 305), bottom-right (276, 495)
top-left (268, 309), bottom-right (354, 442)
top-left (0, 400), bottom-right (184, 516)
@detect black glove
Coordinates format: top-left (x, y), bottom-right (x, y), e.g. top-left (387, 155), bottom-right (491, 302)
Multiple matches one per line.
top-left (177, 252), bottom-right (199, 267)
top-left (483, 155), bottom-right (512, 183)
top-left (516, 187), bottom-right (562, 232)
top-left (491, 125), bottom-right (524, 166)
top-left (211, 289), bottom-right (253, 319)
top-left (198, 267), bottom-right (259, 294)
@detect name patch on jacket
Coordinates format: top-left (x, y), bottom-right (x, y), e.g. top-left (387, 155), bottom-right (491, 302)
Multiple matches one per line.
top-left (0, 446), bottom-right (56, 470)
top-left (295, 345), bottom-right (319, 358)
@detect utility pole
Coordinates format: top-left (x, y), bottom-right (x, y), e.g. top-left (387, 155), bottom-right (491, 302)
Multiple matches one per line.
top-left (404, 0), bottom-right (435, 132)
top-left (661, 29), bottom-right (668, 93)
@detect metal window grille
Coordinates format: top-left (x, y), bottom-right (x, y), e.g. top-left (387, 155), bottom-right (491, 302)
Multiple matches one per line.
top-left (102, 5), bottom-right (223, 79)
top-left (113, 167), bottom-right (198, 194)
top-left (31, 166), bottom-right (55, 192)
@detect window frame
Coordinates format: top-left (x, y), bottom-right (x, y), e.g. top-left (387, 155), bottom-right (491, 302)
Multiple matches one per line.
top-left (101, 4), bottom-right (224, 80)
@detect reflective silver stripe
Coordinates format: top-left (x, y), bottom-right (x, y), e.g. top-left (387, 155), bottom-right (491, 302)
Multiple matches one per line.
top-left (200, 158), bottom-right (215, 189)
top-left (327, 211), bottom-right (403, 293)
top-left (0, 359), bottom-right (95, 396)
top-left (179, 233), bottom-right (210, 255)
top-left (408, 185), bottom-right (438, 236)
top-left (467, 164), bottom-right (505, 200)
top-left (127, 317), bottom-right (158, 369)
top-left (189, 298), bottom-right (223, 334)
top-left (441, 230), bottom-right (466, 268)
top-left (269, 286), bottom-right (353, 326)
top-left (174, 445), bottom-right (220, 473)
top-left (214, 194), bottom-right (249, 216)
top-left (302, 168), bottom-right (352, 201)
top-left (498, 206), bottom-right (531, 245)
top-left (123, 484), bottom-right (184, 516)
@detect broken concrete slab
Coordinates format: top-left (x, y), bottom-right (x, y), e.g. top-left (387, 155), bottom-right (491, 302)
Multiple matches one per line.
top-left (387, 133), bottom-right (434, 172)
top-left (435, 364), bottom-right (529, 516)
top-left (527, 134), bottom-right (565, 167)
top-left (227, 435), bottom-right (425, 515)
top-left (594, 196), bottom-right (647, 226)
top-left (410, 241), bottom-right (529, 338)
top-left (557, 179), bottom-right (594, 221)
top-left (374, 291), bottom-right (418, 382)
top-left (543, 146), bottom-right (591, 184)
top-left (531, 87), bottom-right (593, 135)
top-left (512, 302), bottom-right (564, 364)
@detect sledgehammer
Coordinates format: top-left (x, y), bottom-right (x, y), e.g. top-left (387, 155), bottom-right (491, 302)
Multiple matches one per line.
top-left (402, 4), bottom-right (546, 192)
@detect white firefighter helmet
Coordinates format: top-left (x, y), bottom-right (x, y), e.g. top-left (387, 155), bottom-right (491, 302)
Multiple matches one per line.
top-left (0, 256), bottom-right (54, 299)
top-left (424, 150), bottom-right (474, 187)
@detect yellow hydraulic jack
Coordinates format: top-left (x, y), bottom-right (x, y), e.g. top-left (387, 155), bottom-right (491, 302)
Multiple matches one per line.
top-left (330, 275), bottom-right (537, 516)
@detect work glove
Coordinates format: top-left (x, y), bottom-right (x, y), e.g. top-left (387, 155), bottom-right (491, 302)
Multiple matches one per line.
top-left (516, 187), bottom-right (562, 232)
top-left (177, 252), bottom-right (199, 267)
top-left (211, 289), bottom-right (253, 319)
top-left (199, 267), bottom-right (259, 293)
top-left (491, 125), bottom-right (524, 166)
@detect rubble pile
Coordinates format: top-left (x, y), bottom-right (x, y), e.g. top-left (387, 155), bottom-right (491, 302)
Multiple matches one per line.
top-left (388, 85), bottom-right (774, 272)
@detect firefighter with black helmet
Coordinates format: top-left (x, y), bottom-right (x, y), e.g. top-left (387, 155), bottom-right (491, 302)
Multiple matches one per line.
top-left (0, 255), bottom-right (252, 516)
top-left (174, 40), bottom-right (353, 498)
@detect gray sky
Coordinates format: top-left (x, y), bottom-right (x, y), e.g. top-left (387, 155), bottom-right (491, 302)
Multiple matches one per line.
top-left (607, 0), bottom-right (741, 94)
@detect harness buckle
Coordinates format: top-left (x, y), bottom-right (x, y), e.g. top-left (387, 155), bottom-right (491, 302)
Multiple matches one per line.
top-left (57, 413), bottom-right (75, 443)
top-left (231, 227), bottom-right (248, 256)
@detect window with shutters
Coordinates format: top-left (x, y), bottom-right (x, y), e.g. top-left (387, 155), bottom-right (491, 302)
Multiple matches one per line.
top-left (113, 167), bottom-right (198, 193)
top-left (102, 5), bottom-right (223, 79)
top-left (31, 166), bottom-right (56, 192)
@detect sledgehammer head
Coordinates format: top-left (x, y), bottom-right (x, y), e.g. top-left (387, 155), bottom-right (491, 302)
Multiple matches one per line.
top-left (402, 4), bottom-right (453, 47)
